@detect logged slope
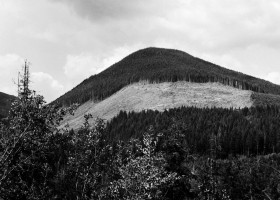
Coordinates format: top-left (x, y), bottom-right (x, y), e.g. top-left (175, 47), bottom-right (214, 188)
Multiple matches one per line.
top-left (55, 47), bottom-right (280, 106)
top-left (61, 82), bottom-right (254, 130)
top-left (0, 92), bottom-right (16, 119)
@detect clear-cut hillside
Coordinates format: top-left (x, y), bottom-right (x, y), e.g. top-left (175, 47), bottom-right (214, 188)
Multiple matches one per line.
top-left (61, 81), bottom-right (254, 130)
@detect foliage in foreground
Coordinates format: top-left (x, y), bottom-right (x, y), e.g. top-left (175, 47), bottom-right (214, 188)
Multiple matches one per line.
top-left (1, 83), bottom-right (280, 199)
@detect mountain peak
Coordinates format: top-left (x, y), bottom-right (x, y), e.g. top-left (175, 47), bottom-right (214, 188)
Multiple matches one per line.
top-left (54, 47), bottom-right (280, 107)
top-left (127, 47), bottom-right (192, 58)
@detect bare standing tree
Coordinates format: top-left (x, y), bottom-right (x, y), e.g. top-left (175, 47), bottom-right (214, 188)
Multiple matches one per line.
top-left (17, 60), bottom-right (31, 99)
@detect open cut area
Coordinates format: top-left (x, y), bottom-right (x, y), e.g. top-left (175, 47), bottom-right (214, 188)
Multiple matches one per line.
top-left (61, 81), bottom-right (254, 129)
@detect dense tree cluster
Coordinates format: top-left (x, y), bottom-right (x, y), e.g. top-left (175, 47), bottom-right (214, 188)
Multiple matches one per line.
top-left (55, 47), bottom-right (280, 106)
top-left (252, 92), bottom-right (280, 107)
top-left (107, 106), bottom-right (280, 157)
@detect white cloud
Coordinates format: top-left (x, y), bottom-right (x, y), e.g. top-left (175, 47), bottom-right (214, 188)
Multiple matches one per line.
top-left (63, 45), bottom-right (141, 86)
top-left (17, 28), bottom-right (58, 42)
top-left (31, 72), bottom-right (65, 103)
top-left (63, 53), bottom-right (106, 86)
top-left (264, 72), bottom-right (280, 85)
top-left (52, 0), bottom-right (280, 51)
top-left (0, 54), bottom-right (23, 95)
top-left (199, 53), bottom-right (245, 73)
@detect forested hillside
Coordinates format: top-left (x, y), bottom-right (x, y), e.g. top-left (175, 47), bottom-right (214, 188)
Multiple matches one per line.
top-left (0, 92), bottom-right (16, 119)
top-left (106, 106), bottom-right (280, 156)
top-left (55, 47), bottom-right (280, 106)
top-left (2, 66), bottom-right (280, 199)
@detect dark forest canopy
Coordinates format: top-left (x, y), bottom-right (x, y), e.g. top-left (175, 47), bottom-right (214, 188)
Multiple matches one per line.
top-left (106, 106), bottom-right (280, 157)
top-left (0, 92), bottom-right (16, 119)
top-left (54, 47), bottom-right (280, 106)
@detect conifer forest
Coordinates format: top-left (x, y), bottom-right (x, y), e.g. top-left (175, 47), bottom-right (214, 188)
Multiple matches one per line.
top-left (1, 65), bottom-right (280, 200)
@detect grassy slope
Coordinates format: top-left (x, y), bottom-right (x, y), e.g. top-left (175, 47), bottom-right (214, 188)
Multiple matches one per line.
top-left (54, 47), bottom-right (280, 106)
top-left (61, 81), bottom-right (253, 130)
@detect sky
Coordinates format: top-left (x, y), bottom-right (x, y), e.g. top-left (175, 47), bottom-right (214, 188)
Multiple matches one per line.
top-left (0, 0), bottom-right (280, 102)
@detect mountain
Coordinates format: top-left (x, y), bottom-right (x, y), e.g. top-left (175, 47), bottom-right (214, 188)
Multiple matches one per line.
top-left (55, 47), bottom-right (280, 106)
top-left (0, 92), bottom-right (16, 119)
top-left (55, 47), bottom-right (280, 129)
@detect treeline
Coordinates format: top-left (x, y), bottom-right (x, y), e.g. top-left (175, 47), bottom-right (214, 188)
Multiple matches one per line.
top-left (54, 47), bottom-right (280, 106)
top-left (106, 106), bottom-right (280, 157)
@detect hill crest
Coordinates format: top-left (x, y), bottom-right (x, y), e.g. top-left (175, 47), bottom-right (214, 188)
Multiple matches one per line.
top-left (54, 47), bottom-right (280, 107)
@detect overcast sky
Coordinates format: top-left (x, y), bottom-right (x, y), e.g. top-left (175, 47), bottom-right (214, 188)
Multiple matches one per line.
top-left (0, 0), bottom-right (280, 102)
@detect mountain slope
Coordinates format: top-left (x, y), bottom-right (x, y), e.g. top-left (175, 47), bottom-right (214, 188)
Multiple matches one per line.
top-left (61, 81), bottom-right (255, 129)
top-left (55, 47), bottom-right (280, 107)
top-left (56, 47), bottom-right (280, 130)
top-left (0, 92), bottom-right (16, 119)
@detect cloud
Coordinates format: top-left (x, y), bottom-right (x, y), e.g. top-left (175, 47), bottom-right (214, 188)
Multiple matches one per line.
top-left (199, 53), bottom-right (245, 73)
top-left (63, 45), bottom-right (142, 87)
top-left (63, 53), bottom-right (107, 86)
top-left (51, 0), bottom-right (280, 52)
top-left (31, 72), bottom-right (65, 103)
top-left (50, 0), bottom-right (170, 21)
top-left (0, 54), bottom-right (24, 95)
top-left (264, 72), bottom-right (280, 85)
top-left (17, 28), bottom-right (58, 42)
